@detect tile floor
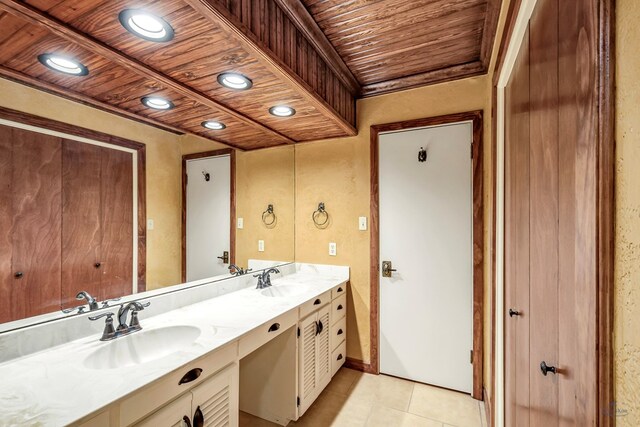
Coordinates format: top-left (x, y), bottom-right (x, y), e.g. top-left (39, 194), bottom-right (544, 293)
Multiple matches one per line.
top-left (240, 368), bottom-right (487, 427)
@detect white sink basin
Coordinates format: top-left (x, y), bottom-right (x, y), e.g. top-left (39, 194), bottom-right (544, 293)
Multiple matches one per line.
top-left (84, 325), bottom-right (201, 370)
top-left (261, 285), bottom-right (309, 298)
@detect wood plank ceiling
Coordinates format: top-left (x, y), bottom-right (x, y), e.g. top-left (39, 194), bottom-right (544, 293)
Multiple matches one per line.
top-left (0, 0), bottom-right (500, 149)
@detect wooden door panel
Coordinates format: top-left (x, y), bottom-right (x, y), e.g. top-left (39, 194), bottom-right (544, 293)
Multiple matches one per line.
top-left (505, 25), bottom-right (531, 427)
top-left (528, 0), bottom-right (559, 424)
top-left (0, 126), bottom-right (13, 323)
top-left (100, 147), bottom-right (133, 301)
top-left (61, 140), bottom-right (102, 309)
top-left (557, 0), bottom-right (598, 424)
top-left (11, 127), bottom-right (62, 320)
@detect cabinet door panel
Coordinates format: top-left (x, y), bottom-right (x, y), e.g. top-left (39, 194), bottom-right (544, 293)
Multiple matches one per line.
top-left (0, 126), bottom-right (13, 323)
top-left (191, 363), bottom-right (238, 427)
top-left (11, 127), bottom-right (62, 320)
top-left (316, 305), bottom-right (331, 389)
top-left (100, 147), bottom-right (133, 300)
top-left (298, 313), bottom-right (318, 416)
top-left (61, 140), bottom-right (102, 308)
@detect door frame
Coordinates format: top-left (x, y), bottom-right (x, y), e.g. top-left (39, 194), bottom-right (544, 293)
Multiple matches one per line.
top-left (366, 110), bottom-right (484, 400)
top-left (181, 149), bottom-right (236, 282)
top-left (490, 0), bottom-right (615, 425)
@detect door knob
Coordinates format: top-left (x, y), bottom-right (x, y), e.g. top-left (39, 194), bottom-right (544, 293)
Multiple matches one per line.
top-left (382, 261), bottom-right (396, 278)
top-left (217, 251), bottom-right (229, 264)
top-left (509, 308), bottom-right (520, 317)
top-left (14, 271), bottom-right (24, 279)
top-left (540, 361), bottom-right (557, 376)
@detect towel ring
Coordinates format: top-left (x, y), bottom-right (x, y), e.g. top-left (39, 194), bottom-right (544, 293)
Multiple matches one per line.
top-left (312, 202), bottom-right (329, 227)
top-left (262, 204), bottom-right (276, 226)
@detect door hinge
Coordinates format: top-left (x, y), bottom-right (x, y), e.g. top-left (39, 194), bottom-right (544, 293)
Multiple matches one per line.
top-left (297, 396), bottom-right (300, 407)
top-left (297, 327), bottom-right (300, 337)
top-left (470, 143), bottom-right (474, 159)
top-left (186, 174), bottom-right (188, 185)
top-left (470, 350), bottom-right (474, 363)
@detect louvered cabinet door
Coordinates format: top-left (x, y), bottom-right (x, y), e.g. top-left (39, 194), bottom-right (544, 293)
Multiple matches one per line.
top-left (316, 305), bottom-right (332, 391)
top-left (191, 363), bottom-right (239, 427)
top-left (298, 312), bottom-right (319, 416)
top-left (134, 392), bottom-right (192, 427)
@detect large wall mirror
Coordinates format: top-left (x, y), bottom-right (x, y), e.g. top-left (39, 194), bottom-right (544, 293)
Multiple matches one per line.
top-left (0, 106), bottom-right (295, 332)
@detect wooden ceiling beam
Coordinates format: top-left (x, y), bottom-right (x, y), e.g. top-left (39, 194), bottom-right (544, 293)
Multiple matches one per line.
top-left (360, 61), bottom-right (486, 97)
top-left (271, 0), bottom-right (361, 94)
top-left (480, 0), bottom-right (502, 69)
top-left (184, 0), bottom-right (357, 136)
top-left (0, 0), bottom-right (295, 145)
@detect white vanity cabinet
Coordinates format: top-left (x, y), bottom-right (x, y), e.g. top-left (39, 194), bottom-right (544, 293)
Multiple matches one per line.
top-left (134, 363), bottom-right (238, 427)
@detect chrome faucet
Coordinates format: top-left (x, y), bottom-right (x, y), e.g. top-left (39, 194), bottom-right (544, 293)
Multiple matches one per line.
top-left (229, 264), bottom-right (252, 276)
top-left (254, 268), bottom-right (280, 289)
top-left (89, 300), bottom-right (150, 341)
top-left (62, 290), bottom-right (100, 314)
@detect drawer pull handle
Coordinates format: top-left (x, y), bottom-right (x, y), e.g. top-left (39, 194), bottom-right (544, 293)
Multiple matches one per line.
top-left (337, 328), bottom-right (343, 335)
top-left (337, 287), bottom-right (343, 292)
top-left (337, 354), bottom-right (343, 361)
top-left (183, 415), bottom-right (192, 427)
top-left (337, 304), bottom-right (343, 310)
top-left (268, 322), bottom-right (280, 332)
top-left (179, 368), bottom-right (203, 385)
top-left (314, 298), bottom-right (321, 305)
top-left (193, 405), bottom-right (204, 427)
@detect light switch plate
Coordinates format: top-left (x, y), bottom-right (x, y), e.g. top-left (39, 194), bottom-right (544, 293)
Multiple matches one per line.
top-left (358, 216), bottom-right (367, 231)
top-left (147, 219), bottom-right (154, 230)
top-left (329, 242), bottom-right (337, 256)
top-left (237, 218), bottom-right (244, 229)
top-left (258, 240), bottom-right (265, 252)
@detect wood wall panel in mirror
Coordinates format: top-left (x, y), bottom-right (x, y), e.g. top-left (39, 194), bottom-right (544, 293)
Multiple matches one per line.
top-left (0, 93), bottom-right (295, 331)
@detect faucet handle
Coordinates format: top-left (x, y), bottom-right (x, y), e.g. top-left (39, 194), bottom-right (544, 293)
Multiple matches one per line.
top-left (101, 297), bottom-right (121, 308)
top-left (88, 312), bottom-right (116, 341)
top-left (62, 305), bottom-right (87, 314)
top-left (88, 312), bottom-right (114, 321)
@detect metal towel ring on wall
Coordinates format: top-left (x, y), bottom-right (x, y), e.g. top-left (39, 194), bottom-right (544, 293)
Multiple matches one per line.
top-left (262, 204), bottom-right (276, 226)
top-left (312, 202), bottom-right (329, 228)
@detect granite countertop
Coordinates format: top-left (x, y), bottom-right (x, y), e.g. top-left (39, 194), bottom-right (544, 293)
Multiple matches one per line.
top-left (0, 267), bottom-right (348, 426)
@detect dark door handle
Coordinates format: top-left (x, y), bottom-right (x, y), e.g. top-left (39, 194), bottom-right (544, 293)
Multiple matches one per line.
top-left (314, 321), bottom-right (320, 335)
top-left (337, 287), bottom-right (343, 292)
top-left (337, 353), bottom-right (343, 361)
top-left (313, 298), bottom-right (321, 305)
top-left (317, 320), bottom-right (324, 335)
top-left (14, 271), bottom-right (23, 278)
top-left (540, 361), bottom-right (557, 376)
top-left (94, 262), bottom-right (101, 269)
top-left (193, 406), bottom-right (204, 427)
top-left (182, 415), bottom-right (192, 427)
top-left (217, 251), bottom-right (229, 263)
top-left (268, 322), bottom-right (280, 332)
top-left (337, 304), bottom-right (343, 310)
top-left (337, 329), bottom-right (343, 335)
top-left (509, 308), bottom-right (520, 317)
top-left (178, 368), bottom-right (203, 385)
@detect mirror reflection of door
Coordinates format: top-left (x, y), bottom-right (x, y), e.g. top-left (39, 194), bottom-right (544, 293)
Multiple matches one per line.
top-left (184, 153), bottom-right (232, 282)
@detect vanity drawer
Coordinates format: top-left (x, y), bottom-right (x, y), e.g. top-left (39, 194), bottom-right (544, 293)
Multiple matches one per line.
top-left (331, 340), bottom-right (347, 377)
top-left (332, 283), bottom-right (347, 300)
top-left (238, 309), bottom-right (297, 358)
top-left (331, 293), bottom-right (347, 324)
top-left (299, 290), bottom-right (331, 318)
top-left (119, 342), bottom-right (237, 426)
top-left (331, 315), bottom-right (346, 352)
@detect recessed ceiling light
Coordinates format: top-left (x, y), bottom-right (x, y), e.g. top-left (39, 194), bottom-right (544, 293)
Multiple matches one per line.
top-left (217, 73), bottom-right (253, 90)
top-left (119, 9), bottom-right (174, 42)
top-left (201, 120), bottom-right (226, 130)
top-left (269, 105), bottom-right (296, 117)
top-left (37, 54), bottom-right (88, 76)
top-left (141, 96), bottom-right (174, 110)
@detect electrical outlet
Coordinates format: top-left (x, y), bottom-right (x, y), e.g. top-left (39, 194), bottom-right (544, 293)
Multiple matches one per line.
top-left (258, 240), bottom-right (265, 252)
top-left (237, 217), bottom-right (244, 229)
top-left (329, 242), bottom-right (337, 256)
top-left (147, 219), bottom-right (154, 230)
top-left (358, 216), bottom-right (367, 231)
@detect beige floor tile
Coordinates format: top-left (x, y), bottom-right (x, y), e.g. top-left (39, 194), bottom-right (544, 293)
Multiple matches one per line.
top-left (346, 373), bottom-right (415, 411)
top-left (291, 389), bottom-right (373, 427)
top-left (408, 383), bottom-right (482, 427)
top-left (366, 406), bottom-right (443, 427)
top-left (239, 411), bottom-right (281, 427)
top-left (324, 368), bottom-right (363, 396)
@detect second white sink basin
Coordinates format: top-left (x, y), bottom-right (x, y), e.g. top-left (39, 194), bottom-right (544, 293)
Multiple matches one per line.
top-left (84, 325), bottom-right (201, 370)
top-left (260, 285), bottom-right (309, 298)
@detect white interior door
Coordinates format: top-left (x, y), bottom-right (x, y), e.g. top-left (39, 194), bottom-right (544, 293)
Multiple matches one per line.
top-left (379, 122), bottom-right (473, 393)
top-left (186, 155), bottom-right (231, 281)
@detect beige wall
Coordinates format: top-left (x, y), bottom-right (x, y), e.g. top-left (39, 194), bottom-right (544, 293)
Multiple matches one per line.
top-left (235, 146), bottom-right (295, 268)
top-left (615, 0), bottom-right (640, 423)
top-left (294, 76), bottom-right (493, 375)
top-left (0, 77), bottom-right (226, 290)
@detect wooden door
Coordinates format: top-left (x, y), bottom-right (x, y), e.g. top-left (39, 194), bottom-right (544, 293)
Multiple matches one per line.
top-left (504, 25), bottom-right (531, 427)
top-left (61, 140), bottom-right (102, 309)
top-left (0, 126), bottom-right (13, 323)
top-left (9, 127), bottom-right (62, 321)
